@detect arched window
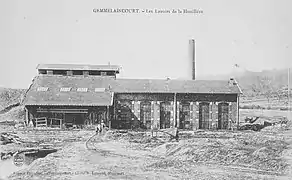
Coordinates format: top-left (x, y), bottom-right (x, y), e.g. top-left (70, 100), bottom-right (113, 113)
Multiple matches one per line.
top-left (179, 101), bottom-right (191, 130)
top-left (116, 100), bottom-right (132, 129)
top-left (160, 102), bottom-right (172, 129)
top-left (140, 101), bottom-right (152, 129)
top-left (218, 102), bottom-right (229, 129)
top-left (199, 102), bottom-right (210, 129)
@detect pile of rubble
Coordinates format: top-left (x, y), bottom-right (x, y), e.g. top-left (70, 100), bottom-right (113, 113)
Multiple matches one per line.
top-left (148, 132), bottom-right (288, 172)
top-left (239, 116), bottom-right (288, 131)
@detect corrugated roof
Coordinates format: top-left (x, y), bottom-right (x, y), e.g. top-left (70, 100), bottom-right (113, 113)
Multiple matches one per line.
top-left (23, 76), bottom-right (241, 106)
top-left (36, 64), bottom-right (121, 72)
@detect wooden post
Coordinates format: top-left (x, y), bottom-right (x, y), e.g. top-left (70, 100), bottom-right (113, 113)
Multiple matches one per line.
top-left (177, 101), bottom-right (180, 129)
top-left (113, 100), bottom-right (116, 121)
top-left (107, 106), bottom-right (110, 127)
top-left (209, 102), bottom-right (213, 130)
top-left (228, 102), bottom-right (232, 130)
top-left (237, 94), bottom-right (240, 130)
top-left (173, 93), bottom-right (177, 127)
top-left (25, 107), bottom-right (29, 126)
top-left (63, 113), bottom-right (65, 129)
top-left (157, 101), bottom-right (161, 129)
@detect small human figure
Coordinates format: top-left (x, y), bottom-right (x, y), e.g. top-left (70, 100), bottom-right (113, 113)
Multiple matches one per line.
top-left (100, 120), bottom-right (106, 133)
top-left (175, 128), bottom-right (179, 142)
top-left (96, 123), bottom-right (101, 135)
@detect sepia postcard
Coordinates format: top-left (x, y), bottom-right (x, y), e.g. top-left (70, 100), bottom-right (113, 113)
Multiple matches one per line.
top-left (0, 0), bottom-right (291, 179)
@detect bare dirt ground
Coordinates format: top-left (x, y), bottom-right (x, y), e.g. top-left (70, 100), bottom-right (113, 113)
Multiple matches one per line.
top-left (1, 109), bottom-right (292, 180)
top-left (279, 129), bottom-right (292, 180)
top-left (0, 127), bottom-right (289, 180)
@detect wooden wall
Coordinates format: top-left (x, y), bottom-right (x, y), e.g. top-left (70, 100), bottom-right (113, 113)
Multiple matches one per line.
top-left (25, 105), bottom-right (109, 127)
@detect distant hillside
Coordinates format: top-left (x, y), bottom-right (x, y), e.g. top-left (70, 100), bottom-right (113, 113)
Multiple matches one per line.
top-left (198, 68), bottom-right (292, 98)
top-left (0, 68), bottom-right (291, 110)
top-left (0, 87), bottom-right (26, 111)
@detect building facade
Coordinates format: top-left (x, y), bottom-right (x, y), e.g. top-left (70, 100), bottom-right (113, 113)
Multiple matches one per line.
top-left (22, 64), bottom-right (242, 130)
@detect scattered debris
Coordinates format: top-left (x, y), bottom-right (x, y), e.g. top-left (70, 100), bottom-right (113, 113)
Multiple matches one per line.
top-left (245, 116), bottom-right (260, 123)
top-left (1, 148), bottom-right (58, 161)
top-left (0, 132), bottom-right (23, 145)
top-left (239, 116), bottom-right (288, 131)
top-left (0, 151), bottom-right (15, 160)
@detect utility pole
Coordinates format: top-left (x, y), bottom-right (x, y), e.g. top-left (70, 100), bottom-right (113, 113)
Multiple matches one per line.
top-left (285, 45), bottom-right (291, 121)
top-left (288, 67), bottom-right (291, 121)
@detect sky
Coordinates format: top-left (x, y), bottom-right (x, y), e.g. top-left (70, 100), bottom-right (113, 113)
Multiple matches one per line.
top-left (0, 0), bottom-right (292, 88)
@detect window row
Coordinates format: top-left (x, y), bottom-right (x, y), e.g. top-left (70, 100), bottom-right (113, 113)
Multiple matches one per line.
top-left (36, 87), bottom-right (106, 92)
top-left (39, 70), bottom-right (116, 76)
top-left (115, 100), bottom-right (231, 130)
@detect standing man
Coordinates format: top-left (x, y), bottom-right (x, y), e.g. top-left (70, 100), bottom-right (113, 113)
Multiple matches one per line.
top-left (100, 119), bottom-right (106, 133)
top-left (96, 122), bottom-right (101, 135)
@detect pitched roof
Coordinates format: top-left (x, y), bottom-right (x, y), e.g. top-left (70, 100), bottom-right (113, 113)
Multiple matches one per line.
top-left (23, 76), bottom-right (241, 106)
top-left (112, 78), bottom-right (241, 93)
top-left (23, 76), bottom-right (114, 106)
top-left (36, 64), bottom-right (121, 72)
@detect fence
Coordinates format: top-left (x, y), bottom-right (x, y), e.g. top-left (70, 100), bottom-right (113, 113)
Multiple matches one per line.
top-left (35, 117), bottom-right (48, 128)
top-left (33, 117), bottom-right (63, 128)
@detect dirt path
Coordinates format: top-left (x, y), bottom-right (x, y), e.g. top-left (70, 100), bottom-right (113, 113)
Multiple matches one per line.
top-left (7, 130), bottom-right (292, 180)
top-left (8, 132), bottom-right (176, 180)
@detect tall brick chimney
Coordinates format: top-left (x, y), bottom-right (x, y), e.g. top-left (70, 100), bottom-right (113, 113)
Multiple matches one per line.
top-left (189, 39), bottom-right (196, 80)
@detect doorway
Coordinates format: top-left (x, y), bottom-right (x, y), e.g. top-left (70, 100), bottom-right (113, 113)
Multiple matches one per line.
top-left (64, 113), bottom-right (84, 128)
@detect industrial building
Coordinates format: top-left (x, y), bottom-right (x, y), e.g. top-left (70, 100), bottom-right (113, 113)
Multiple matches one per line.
top-left (22, 40), bottom-right (242, 130)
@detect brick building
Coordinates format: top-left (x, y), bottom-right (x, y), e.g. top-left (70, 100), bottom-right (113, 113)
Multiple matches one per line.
top-left (22, 63), bottom-right (242, 130)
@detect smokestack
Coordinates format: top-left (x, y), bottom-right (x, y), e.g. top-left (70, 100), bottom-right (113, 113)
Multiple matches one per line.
top-left (189, 39), bottom-right (196, 80)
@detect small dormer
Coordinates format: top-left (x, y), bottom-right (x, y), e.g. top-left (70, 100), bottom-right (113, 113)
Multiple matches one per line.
top-left (36, 64), bottom-right (121, 78)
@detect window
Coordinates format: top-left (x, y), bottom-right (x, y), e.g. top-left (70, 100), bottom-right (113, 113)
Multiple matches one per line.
top-left (77, 88), bottom-right (88, 92)
top-left (160, 102), bottom-right (172, 129)
top-left (37, 87), bottom-right (48, 91)
top-left (179, 102), bottom-right (191, 130)
top-left (89, 71), bottom-right (101, 76)
top-left (60, 87), bottom-right (71, 92)
top-left (73, 70), bottom-right (83, 75)
top-left (101, 72), bottom-right (107, 76)
top-left (95, 88), bottom-right (106, 92)
top-left (116, 100), bottom-right (133, 129)
top-left (199, 102), bottom-right (210, 129)
top-left (53, 70), bottom-right (67, 75)
top-left (38, 70), bottom-right (47, 75)
top-left (106, 71), bottom-right (115, 76)
top-left (140, 101), bottom-right (152, 129)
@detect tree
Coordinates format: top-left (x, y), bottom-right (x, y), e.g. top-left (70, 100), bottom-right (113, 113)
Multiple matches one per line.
top-left (252, 76), bottom-right (275, 103)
